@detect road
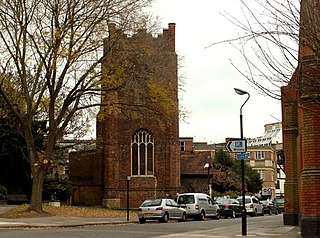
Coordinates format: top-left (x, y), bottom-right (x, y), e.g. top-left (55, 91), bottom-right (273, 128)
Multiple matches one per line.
top-left (0, 215), bottom-right (288, 238)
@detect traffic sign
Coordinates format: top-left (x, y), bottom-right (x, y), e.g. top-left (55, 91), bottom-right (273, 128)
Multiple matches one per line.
top-left (226, 139), bottom-right (247, 153)
top-left (236, 153), bottom-right (249, 160)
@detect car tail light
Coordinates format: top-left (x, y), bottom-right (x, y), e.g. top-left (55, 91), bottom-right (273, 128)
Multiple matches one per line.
top-left (195, 204), bottom-right (199, 210)
top-left (250, 204), bottom-right (254, 208)
top-left (138, 208), bottom-right (142, 211)
top-left (225, 204), bottom-right (230, 209)
top-left (156, 207), bottom-right (163, 210)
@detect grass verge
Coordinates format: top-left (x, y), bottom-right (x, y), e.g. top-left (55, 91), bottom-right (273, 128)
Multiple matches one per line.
top-left (0, 204), bottom-right (137, 219)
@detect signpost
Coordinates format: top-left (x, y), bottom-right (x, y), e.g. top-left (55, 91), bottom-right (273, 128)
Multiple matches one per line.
top-left (236, 153), bottom-right (249, 160)
top-left (226, 139), bottom-right (247, 153)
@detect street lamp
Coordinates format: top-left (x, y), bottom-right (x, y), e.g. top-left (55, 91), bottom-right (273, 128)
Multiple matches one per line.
top-left (204, 161), bottom-right (212, 197)
top-left (234, 87), bottom-right (250, 236)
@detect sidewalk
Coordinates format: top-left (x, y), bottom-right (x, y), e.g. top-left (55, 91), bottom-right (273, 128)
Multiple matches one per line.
top-left (0, 206), bottom-right (301, 237)
top-left (0, 216), bottom-right (133, 228)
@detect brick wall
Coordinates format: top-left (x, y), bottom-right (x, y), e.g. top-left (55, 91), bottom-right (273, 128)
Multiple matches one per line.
top-left (281, 1), bottom-right (320, 235)
top-left (97, 23), bottom-right (180, 208)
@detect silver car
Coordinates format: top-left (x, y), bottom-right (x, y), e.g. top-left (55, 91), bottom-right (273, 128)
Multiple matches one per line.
top-left (137, 198), bottom-right (187, 224)
top-left (177, 193), bottom-right (221, 220)
top-left (237, 196), bottom-right (264, 216)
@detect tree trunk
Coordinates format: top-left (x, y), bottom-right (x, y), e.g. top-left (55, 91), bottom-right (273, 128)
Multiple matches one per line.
top-left (30, 165), bottom-right (46, 213)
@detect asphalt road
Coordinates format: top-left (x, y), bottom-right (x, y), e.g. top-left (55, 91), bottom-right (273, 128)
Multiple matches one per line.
top-left (0, 215), bottom-right (290, 238)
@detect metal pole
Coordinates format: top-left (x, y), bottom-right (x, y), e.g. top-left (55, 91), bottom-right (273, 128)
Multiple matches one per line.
top-left (126, 177), bottom-right (130, 221)
top-left (234, 88), bottom-right (250, 236)
top-left (240, 113), bottom-right (247, 236)
top-left (208, 167), bottom-right (210, 194)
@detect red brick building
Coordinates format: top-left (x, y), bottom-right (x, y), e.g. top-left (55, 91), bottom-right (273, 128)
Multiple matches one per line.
top-left (281, 1), bottom-right (320, 236)
top-left (70, 23), bottom-right (180, 208)
top-left (179, 137), bottom-right (215, 195)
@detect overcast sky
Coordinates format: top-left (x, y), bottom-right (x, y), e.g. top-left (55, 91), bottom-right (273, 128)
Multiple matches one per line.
top-left (150, 0), bottom-right (283, 143)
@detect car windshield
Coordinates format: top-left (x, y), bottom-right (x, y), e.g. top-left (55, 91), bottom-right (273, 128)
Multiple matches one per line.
top-left (140, 199), bottom-right (162, 207)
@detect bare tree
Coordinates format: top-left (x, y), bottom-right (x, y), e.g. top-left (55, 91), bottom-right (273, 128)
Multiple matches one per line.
top-left (0, 0), bottom-right (175, 213)
top-left (209, 0), bottom-right (304, 100)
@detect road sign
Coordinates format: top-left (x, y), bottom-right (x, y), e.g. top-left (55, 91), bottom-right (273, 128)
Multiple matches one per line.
top-left (236, 153), bottom-right (249, 160)
top-left (226, 139), bottom-right (247, 153)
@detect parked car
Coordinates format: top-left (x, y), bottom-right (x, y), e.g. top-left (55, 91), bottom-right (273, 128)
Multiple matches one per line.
top-left (217, 198), bottom-right (242, 218)
top-left (260, 200), bottom-right (278, 215)
top-left (237, 196), bottom-right (264, 216)
top-left (177, 193), bottom-right (220, 220)
top-left (276, 198), bottom-right (285, 214)
top-left (137, 198), bottom-right (187, 224)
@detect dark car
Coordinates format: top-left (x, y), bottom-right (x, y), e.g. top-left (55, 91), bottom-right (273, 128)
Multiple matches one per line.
top-left (260, 200), bottom-right (278, 215)
top-left (217, 198), bottom-right (242, 218)
top-left (276, 198), bottom-right (285, 214)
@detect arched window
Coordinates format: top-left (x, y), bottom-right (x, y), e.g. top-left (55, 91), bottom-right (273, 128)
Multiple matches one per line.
top-left (131, 129), bottom-right (154, 176)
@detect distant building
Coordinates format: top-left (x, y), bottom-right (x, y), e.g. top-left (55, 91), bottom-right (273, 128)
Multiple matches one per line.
top-left (179, 137), bottom-right (215, 196)
top-left (247, 122), bottom-right (284, 199)
top-left (247, 122), bottom-right (282, 146)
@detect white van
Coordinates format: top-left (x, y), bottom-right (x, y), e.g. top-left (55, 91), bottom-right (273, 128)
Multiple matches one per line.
top-left (177, 193), bottom-right (220, 220)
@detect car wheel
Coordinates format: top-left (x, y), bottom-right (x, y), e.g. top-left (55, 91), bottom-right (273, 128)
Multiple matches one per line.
top-left (251, 209), bottom-right (258, 217)
top-left (231, 210), bottom-right (236, 218)
top-left (160, 212), bottom-right (169, 223)
top-left (179, 212), bottom-right (187, 222)
top-left (139, 218), bottom-right (146, 224)
top-left (199, 211), bottom-right (205, 221)
top-left (215, 211), bottom-right (221, 220)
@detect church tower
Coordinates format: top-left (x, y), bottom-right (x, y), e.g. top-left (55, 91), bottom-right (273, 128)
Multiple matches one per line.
top-left (97, 23), bottom-right (180, 208)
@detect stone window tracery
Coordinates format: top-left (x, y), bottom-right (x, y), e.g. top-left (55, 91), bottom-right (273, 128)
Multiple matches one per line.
top-left (131, 129), bottom-right (154, 176)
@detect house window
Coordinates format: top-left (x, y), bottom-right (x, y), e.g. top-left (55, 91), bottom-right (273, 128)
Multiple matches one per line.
top-left (255, 151), bottom-right (265, 160)
top-left (179, 141), bottom-right (185, 151)
top-left (131, 129), bottom-right (154, 176)
top-left (258, 170), bottom-right (265, 180)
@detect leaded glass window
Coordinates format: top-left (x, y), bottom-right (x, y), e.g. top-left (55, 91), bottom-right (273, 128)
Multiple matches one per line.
top-left (131, 129), bottom-right (154, 176)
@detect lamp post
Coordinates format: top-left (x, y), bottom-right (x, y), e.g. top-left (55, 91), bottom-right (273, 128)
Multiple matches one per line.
top-left (126, 176), bottom-right (131, 221)
top-left (234, 88), bottom-right (250, 236)
top-left (204, 162), bottom-right (212, 197)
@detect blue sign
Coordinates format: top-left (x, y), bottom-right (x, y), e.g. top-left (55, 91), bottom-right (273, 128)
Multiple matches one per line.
top-left (235, 141), bottom-right (243, 148)
top-left (236, 153), bottom-right (249, 160)
top-left (226, 139), bottom-right (247, 153)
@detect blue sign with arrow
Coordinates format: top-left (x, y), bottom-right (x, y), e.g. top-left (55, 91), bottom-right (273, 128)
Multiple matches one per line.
top-left (226, 139), bottom-right (247, 153)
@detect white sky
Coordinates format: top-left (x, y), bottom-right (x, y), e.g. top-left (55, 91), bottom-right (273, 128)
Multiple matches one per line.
top-left (150, 0), bottom-right (283, 144)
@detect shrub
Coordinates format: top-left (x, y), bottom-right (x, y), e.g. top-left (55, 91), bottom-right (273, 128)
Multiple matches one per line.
top-left (43, 175), bottom-right (72, 202)
top-left (0, 184), bottom-right (7, 200)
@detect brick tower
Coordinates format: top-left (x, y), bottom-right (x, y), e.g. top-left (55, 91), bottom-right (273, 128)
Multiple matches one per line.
top-left (96, 23), bottom-right (180, 208)
top-left (281, 1), bottom-right (320, 236)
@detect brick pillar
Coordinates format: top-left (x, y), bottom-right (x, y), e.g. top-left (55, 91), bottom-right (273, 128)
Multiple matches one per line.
top-left (281, 85), bottom-right (300, 226)
top-left (299, 97), bottom-right (320, 237)
top-left (284, 1), bottom-right (320, 235)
